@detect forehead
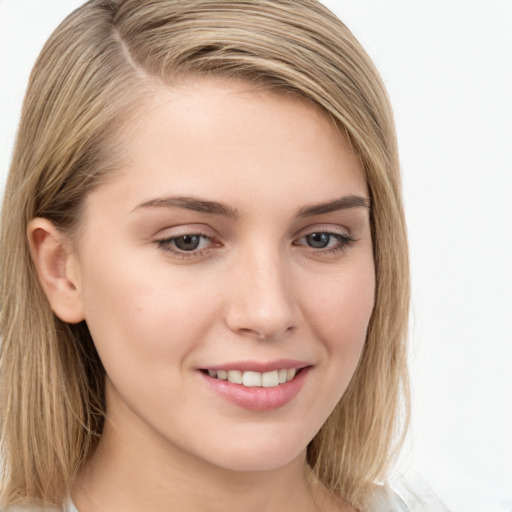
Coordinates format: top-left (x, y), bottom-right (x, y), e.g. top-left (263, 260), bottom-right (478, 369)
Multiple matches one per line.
top-left (85, 77), bottom-right (367, 218)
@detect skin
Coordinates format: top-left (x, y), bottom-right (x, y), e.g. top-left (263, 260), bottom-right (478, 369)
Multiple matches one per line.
top-left (29, 78), bottom-right (374, 512)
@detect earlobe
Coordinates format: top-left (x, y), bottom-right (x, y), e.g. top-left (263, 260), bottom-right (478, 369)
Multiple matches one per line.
top-left (27, 218), bottom-right (85, 324)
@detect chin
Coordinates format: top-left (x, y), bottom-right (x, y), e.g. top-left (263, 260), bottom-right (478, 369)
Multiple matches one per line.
top-left (200, 434), bottom-right (309, 473)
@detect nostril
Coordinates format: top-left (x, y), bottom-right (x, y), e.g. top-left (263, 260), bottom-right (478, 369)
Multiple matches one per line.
top-left (237, 325), bottom-right (294, 340)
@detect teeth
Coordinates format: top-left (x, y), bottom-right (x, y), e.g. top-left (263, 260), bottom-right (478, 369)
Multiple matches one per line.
top-left (227, 370), bottom-right (243, 384)
top-left (207, 368), bottom-right (300, 388)
top-left (261, 370), bottom-right (279, 387)
top-left (242, 371), bottom-right (262, 387)
top-left (286, 368), bottom-right (296, 381)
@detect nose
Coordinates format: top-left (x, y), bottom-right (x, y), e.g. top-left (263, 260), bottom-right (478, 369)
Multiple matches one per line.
top-left (224, 248), bottom-right (301, 340)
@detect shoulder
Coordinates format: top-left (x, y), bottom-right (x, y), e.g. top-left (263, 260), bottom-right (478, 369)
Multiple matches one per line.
top-left (365, 485), bottom-right (411, 512)
top-left (371, 479), bottom-right (449, 512)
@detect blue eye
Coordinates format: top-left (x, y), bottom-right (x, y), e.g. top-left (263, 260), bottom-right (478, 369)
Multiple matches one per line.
top-left (295, 231), bottom-right (355, 254)
top-left (304, 232), bottom-right (332, 249)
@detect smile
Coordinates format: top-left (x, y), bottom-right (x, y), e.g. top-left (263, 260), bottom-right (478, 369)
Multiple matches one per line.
top-left (205, 368), bottom-right (297, 388)
top-left (201, 365), bottom-right (310, 411)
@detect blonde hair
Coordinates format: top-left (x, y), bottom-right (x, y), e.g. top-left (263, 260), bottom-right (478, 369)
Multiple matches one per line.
top-left (0, 1), bottom-right (409, 509)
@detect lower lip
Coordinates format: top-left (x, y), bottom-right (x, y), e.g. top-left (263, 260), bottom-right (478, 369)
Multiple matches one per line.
top-left (200, 368), bottom-right (310, 412)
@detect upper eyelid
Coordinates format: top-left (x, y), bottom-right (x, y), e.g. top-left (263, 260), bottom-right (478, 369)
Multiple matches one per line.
top-left (292, 223), bottom-right (351, 239)
top-left (153, 219), bottom-right (353, 237)
top-left (153, 223), bottom-right (217, 238)
top-left (154, 224), bottom-right (351, 240)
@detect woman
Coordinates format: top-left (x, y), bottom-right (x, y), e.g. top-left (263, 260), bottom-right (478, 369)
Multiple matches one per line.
top-left (0, 1), bottom-right (410, 511)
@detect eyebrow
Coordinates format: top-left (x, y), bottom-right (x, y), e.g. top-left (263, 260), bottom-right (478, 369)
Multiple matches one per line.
top-left (134, 194), bottom-right (370, 218)
top-left (134, 196), bottom-right (240, 218)
top-left (297, 195), bottom-right (370, 217)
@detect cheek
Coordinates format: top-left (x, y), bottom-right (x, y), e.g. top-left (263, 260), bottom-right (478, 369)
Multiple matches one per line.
top-left (78, 249), bottom-right (218, 371)
top-left (302, 258), bottom-right (375, 395)
top-left (79, 260), bottom-right (222, 420)
top-left (307, 261), bottom-right (375, 346)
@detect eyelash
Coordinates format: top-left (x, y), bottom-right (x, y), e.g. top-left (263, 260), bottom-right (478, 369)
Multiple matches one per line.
top-left (155, 230), bottom-right (355, 259)
top-left (156, 232), bottom-right (215, 259)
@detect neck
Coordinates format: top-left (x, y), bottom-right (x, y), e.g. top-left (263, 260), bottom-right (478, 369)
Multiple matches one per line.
top-left (73, 416), bottom-right (322, 512)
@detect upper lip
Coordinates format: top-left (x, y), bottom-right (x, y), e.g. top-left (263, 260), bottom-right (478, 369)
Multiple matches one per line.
top-left (200, 359), bottom-right (311, 373)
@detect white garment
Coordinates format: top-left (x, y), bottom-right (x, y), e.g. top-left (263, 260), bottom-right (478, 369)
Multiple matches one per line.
top-left (6, 481), bottom-right (448, 512)
top-left (64, 498), bottom-right (409, 512)
top-left (64, 490), bottom-right (412, 512)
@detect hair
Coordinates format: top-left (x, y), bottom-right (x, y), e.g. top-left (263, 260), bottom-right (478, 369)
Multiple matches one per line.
top-left (0, 1), bottom-right (410, 510)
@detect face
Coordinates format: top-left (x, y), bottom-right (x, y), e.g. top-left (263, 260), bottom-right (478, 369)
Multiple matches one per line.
top-left (69, 78), bottom-right (375, 472)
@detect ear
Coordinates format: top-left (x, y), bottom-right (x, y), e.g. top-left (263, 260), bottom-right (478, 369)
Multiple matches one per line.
top-left (27, 218), bottom-right (85, 324)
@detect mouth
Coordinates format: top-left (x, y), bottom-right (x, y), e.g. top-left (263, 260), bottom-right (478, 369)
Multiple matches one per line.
top-left (198, 360), bottom-right (312, 411)
top-left (201, 367), bottom-right (301, 388)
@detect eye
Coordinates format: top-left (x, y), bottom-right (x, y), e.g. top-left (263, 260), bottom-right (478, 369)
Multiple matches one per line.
top-left (156, 232), bottom-right (216, 258)
top-left (172, 234), bottom-right (207, 251)
top-left (303, 232), bottom-right (334, 249)
top-left (294, 230), bottom-right (355, 254)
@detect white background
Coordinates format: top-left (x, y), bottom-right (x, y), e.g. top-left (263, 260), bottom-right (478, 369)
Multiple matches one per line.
top-left (1, 1), bottom-right (511, 511)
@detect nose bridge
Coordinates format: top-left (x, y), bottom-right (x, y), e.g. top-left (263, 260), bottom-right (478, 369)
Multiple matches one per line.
top-left (226, 241), bottom-right (299, 339)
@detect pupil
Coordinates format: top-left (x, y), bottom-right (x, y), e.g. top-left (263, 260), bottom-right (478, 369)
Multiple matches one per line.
top-left (307, 233), bottom-right (330, 248)
top-left (175, 235), bottom-right (200, 251)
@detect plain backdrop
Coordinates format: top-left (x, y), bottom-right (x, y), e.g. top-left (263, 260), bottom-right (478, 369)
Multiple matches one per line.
top-left (1, 2), bottom-right (511, 511)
